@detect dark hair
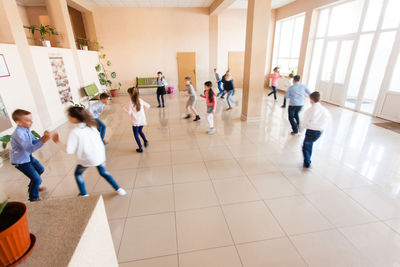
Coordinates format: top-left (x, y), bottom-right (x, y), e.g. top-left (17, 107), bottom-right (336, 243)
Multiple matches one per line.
top-left (67, 106), bottom-right (97, 127)
top-left (12, 109), bottom-right (31, 122)
top-left (99, 93), bottom-right (110, 100)
top-left (185, 76), bottom-right (192, 82)
top-left (273, 67), bottom-right (279, 71)
top-left (204, 81), bottom-right (215, 104)
top-left (157, 71), bottom-right (162, 75)
top-left (293, 75), bottom-right (301, 82)
top-left (127, 87), bottom-right (134, 95)
top-left (310, 91), bottom-right (320, 103)
top-left (129, 87), bottom-right (141, 112)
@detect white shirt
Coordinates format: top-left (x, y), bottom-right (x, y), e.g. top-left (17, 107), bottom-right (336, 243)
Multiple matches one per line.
top-left (66, 123), bottom-right (106, 167)
top-left (124, 98), bottom-right (150, 126)
top-left (300, 102), bottom-right (330, 132)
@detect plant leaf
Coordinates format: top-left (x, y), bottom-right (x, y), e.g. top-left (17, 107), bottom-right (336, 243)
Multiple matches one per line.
top-left (0, 135), bottom-right (11, 143)
top-left (106, 80), bottom-right (112, 86)
top-left (118, 82), bottom-right (122, 87)
top-left (99, 79), bottom-right (106, 85)
top-left (31, 130), bottom-right (41, 139)
top-left (0, 200), bottom-right (8, 216)
top-left (106, 60), bottom-right (111, 66)
top-left (111, 72), bottom-right (116, 79)
top-left (95, 64), bottom-right (101, 72)
top-left (98, 73), bottom-right (105, 80)
top-left (101, 54), bottom-right (106, 59)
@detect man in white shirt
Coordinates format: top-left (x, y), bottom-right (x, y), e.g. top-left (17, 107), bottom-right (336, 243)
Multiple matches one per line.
top-left (299, 91), bottom-right (330, 169)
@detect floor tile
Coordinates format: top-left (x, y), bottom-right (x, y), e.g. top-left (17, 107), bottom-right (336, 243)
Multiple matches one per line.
top-left (213, 177), bottom-right (260, 204)
top-left (108, 218), bottom-right (125, 254)
top-left (140, 151), bottom-right (171, 168)
top-left (249, 172), bottom-right (299, 199)
top-left (92, 168), bottom-right (136, 193)
top-left (266, 195), bottom-right (333, 235)
top-left (103, 190), bottom-right (133, 219)
top-left (129, 185), bottom-right (174, 216)
top-left (174, 181), bottom-right (219, 210)
top-left (179, 246), bottom-right (242, 267)
top-left (237, 156), bottom-right (279, 175)
top-left (119, 255), bottom-right (178, 267)
top-left (204, 159), bottom-right (245, 179)
top-left (199, 146), bottom-right (234, 161)
top-left (107, 155), bottom-right (141, 170)
top-left (118, 213), bottom-right (177, 262)
top-left (172, 162), bottom-right (210, 183)
top-left (176, 207), bottom-right (233, 253)
top-left (385, 218), bottom-right (400, 234)
top-left (222, 201), bottom-right (284, 243)
top-left (135, 166), bottom-right (173, 187)
top-left (171, 149), bottom-right (203, 164)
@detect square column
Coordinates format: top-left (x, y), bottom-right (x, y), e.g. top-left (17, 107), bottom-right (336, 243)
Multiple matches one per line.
top-left (209, 15), bottom-right (219, 80)
top-left (241, 0), bottom-right (272, 121)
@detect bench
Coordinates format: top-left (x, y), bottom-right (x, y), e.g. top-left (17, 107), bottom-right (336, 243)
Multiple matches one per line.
top-left (136, 77), bottom-right (158, 89)
top-left (83, 83), bottom-right (100, 100)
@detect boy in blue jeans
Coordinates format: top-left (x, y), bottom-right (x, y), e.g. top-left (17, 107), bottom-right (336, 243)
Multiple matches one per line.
top-left (10, 109), bottom-right (51, 201)
top-left (88, 92), bottom-right (110, 143)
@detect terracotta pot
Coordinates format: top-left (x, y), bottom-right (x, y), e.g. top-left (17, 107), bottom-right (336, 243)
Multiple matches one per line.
top-left (110, 89), bottom-right (118, 97)
top-left (0, 202), bottom-right (31, 266)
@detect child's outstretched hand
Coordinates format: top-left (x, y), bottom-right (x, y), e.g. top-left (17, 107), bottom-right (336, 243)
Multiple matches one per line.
top-left (52, 132), bottom-right (60, 143)
top-left (41, 130), bottom-right (51, 143)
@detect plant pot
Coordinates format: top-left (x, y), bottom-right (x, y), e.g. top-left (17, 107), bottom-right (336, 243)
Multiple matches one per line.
top-left (110, 89), bottom-right (118, 97)
top-left (0, 202), bottom-right (32, 266)
top-left (80, 45), bottom-right (88, 51)
top-left (41, 40), bottom-right (51, 47)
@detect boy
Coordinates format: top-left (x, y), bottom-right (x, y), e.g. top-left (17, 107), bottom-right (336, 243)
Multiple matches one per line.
top-left (10, 109), bottom-right (51, 201)
top-left (285, 75), bottom-right (311, 135)
top-left (88, 92), bottom-right (109, 143)
top-left (299, 92), bottom-right (330, 169)
top-left (214, 68), bottom-right (224, 99)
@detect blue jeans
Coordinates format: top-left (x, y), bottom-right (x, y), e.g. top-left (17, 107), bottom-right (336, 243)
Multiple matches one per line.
top-left (96, 118), bottom-right (106, 141)
top-left (74, 164), bottom-right (119, 196)
top-left (288, 105), bottom-right (302, 133)
top-left (268, 86), bottom-right (277, 100)
top-left (132, 126), bottom-right (147, 149)
top-left (302, 130), bottom-right (322, 167)
top-left (217, 81), bottom-right (225, 96)
top-left (226, 90), bottom-right (237, 108)
top-left (15, 156), bottom-right (44, 201)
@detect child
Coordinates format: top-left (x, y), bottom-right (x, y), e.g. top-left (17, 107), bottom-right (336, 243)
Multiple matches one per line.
top-left (153, 71), bottom-right (167, 108)
top-left (222, 73), bottom-right (236, 111)
top-left (200, 81), bottom-right (216, 134)
top-left (299, 92), bottom-right (330, 168)
top-left (88, 92), bottom-right (109, 143)
top-left (266, 67), bottom-right (282, 101)
top-left (281, 73), bottom-right (294, 108)
top-left (10, 109), bottom-right (51, 201)
top-left (125, 87), bottom-right (150, 153)
top-left (214, 68), bottom-right (224, 99)
top-left (52, 107), bottom-right (126, 196)
top-left (184, 77), bottom-right (200, 121)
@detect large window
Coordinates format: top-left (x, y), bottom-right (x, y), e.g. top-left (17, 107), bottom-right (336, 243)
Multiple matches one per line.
top-left (272, 14), bottom-right (305, 75)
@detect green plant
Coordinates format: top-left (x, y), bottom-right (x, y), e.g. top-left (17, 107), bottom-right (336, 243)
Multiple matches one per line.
top-left (94, 42), bottom-right (121, 91)
top-left (0, 200), bottom-right (8, 216)
top-left (29, 24), bottom-right (56, 41)
top-left (70, 100), bottom-right (85, 108)
top-left (0, 131), bottom-right (41, 150)
top-left (80, 38), bottom-right (89, 47)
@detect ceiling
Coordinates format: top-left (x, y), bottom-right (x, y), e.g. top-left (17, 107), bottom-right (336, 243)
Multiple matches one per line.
top-left (17, 0), bottom-right (296, 9)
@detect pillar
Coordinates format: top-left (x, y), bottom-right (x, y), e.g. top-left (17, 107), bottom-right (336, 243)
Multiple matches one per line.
top-left (82, 12), bottom-right (97, 47)
top-left (209, 15), bottom-right (219, 80)
top-left (241, 0), bottom-right (272, 121)
top-left (297, 10), bottom-right (313, 77)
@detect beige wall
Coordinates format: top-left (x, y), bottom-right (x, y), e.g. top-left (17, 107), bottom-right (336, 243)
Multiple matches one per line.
top-left (92, 7), bottom-right (210, 91)
top-left (68, 6), bottom-right (86, 40)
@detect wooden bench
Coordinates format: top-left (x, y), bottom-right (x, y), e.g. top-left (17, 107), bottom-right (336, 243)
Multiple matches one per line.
top-left (136, 77), bottom-right (158, 89)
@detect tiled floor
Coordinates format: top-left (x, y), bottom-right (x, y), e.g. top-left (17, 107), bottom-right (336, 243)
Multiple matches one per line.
top-left (1, 89), bottom-right (400, 266)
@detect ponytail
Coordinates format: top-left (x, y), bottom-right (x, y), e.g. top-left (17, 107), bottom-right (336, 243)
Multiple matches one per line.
top-left (129, 87), bottom-right (141, 112)
top-left (67, 106), bottom-right (97, 127)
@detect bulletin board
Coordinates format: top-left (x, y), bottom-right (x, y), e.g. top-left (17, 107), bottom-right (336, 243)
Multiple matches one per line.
top-left (49, 56), bottom-right (73, 104)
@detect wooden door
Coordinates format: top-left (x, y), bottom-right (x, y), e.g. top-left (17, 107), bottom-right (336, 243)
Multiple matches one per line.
top-left (177, 52), bottom-right (196, 91)
top-left (228, 51), bottom-right (244, 89)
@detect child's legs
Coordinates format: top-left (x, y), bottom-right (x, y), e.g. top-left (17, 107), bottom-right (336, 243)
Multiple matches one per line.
top-left (272, 86), bottom-right (277, 100)
top-left (132, 126), bottom-right (143, 149)
top-left (138, 126), bottom-right (147, 142)
top-left (190, 104), bottom-right (198, 115)
top-left (218, 81), bottom-right (224, 95)
top-left (157, 93), bottom-right (161, 105)
top-left (282, 97), bottom-right (287, 106)
top-left (74, 165), bottom-right (88, 196)
top-left (96, 118), bottom-right (107, 140)
top-left (96, 164), bottom-right (120, 190)
top-left (16, 162), bottom-right (42, 201)
top-left (294, 106), bottom-right (302, 126)
top-left (207, 112), bottom-right (214, 128)
top-left (160, 94), bottom-right (165, 106)
top-left (226, 90), bottom-right (234, 107)
top-left (31, 156), bottom-right (45, 175)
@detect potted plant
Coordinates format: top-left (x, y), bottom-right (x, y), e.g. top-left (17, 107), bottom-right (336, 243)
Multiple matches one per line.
top-left (79, 38), bottom-right (89, 50)
top-left (94, 42), bottom-right (121, 97)
top-left (0, 131), bottom-right (40, 150)
top-left (0, 200), bottom-right (35, 266)
top-left (29, 24), bottom-right (56, 47)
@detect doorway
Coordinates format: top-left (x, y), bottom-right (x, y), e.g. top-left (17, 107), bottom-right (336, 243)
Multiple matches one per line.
top-left (177, 52), bottom-right (196, 91)
top-left (228, 51), bottom-right (244, 89)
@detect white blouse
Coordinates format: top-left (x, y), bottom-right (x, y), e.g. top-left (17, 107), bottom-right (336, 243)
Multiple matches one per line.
top-left (124, 98), bottom-right (150, 126)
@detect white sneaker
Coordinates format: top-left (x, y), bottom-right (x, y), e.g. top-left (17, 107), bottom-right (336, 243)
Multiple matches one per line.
top-left (117, 188), bottom-right (127, 196)
top-left (208, 128), bottom-right (216, 135)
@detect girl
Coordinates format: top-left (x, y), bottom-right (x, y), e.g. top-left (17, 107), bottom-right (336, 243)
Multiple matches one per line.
top-left (52, 106), bottom-right (126, 197)
top-left (125, 87), bottom-right (150, 153)
top-left (222, 72), bottom-right (236, 111)
top-left (184, 77), bottom-right (200, 121)
top-left (200, 81), bottom-right (216, 134)
top-left (153, 71), bottom-right (167, 108)
top-left (266, 67), bottom-right (282, 101)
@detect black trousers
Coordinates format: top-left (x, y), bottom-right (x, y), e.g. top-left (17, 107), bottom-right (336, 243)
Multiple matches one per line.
top-left (288, 105), bottom-right (302, 133)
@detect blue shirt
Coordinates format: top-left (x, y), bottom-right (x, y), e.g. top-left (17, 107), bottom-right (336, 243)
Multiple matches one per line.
top-left (88, 101), bottom-right (105, 119)
top-left (285, 82), bottom-right (311, 106)
top-left (10, 126), bottom-right (43, 164)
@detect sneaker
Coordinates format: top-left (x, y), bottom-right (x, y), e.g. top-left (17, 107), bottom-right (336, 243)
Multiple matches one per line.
top-left (38, 186), bottom-right (47, 192)
top-left (117, 188), bottom-right (127, 196)
top-left (281, 105), bottom-right (286, 108)
top-left (193, 115), bottom-right (200, 121)
top-left (290, 132), bottom-right (298, 136)
top-left (208, 128), bottom-right (216, 135)
top-left (29, 198), bottom-right (42, 202)
top-left (225, 107), bottom-right (232, 111)
top-left (220, 96), bottom-right (224, 99)
top-left (136, 148), bottom-right (143, 153)
top-left (162, 105), bottom-right (165, 108)
top-left (144, 140), bottom-right (149, 147)
top-left (184, 114), bottom-right (191, 119)
top-left (217, 93), bottom-right (220, 97)
top-left (78, 194), bottom-right (89, 197)
top-left (157, 105), bottom-right (161, 108)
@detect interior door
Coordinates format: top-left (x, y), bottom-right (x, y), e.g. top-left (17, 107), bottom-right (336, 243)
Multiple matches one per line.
top-left (177, 52), bottom-right (196, 91)
top-left (228, 51), bottom-right (244, 89)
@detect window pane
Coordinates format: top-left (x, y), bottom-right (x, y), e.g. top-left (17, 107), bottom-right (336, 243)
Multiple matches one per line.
top-left (288, 59), bottom-right (299, 75)
top-left (361, 31), bottom-right (396, 113)
top-left (362, 0), bottom-right (383, 32)
top-left (317, 9), bottom-right (329, 37)
top-left (290, 16), bottom-right (305, 58)
top-left (328, 0), bottom-right (363, 36)
top-left (277, 59), bottom-right (290, 74)
top-left (279, 20), bottom-right (294, 58)
top-left (382, 0), bottom-right (400, 29)
top-left (345, 34), bottom-right (374, 109)
top-left (308, 40), bottom-right (324, 91)
top-left (334, 40), bottom-right (353, 84)
top-left (388, 54), bottom-right (400, 92)
top-left (321, 41), bottom-right (337, 81)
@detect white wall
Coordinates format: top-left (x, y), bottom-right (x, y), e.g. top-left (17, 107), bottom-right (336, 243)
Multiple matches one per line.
top-left (77, 50), bottom-right (103, 94)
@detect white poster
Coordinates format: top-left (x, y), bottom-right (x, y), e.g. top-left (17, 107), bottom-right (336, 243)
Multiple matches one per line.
top-left (0, 54), bottom-right (10, 77)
